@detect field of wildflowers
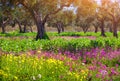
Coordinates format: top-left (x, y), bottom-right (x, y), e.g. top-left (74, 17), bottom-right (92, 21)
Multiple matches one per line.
top-left (0, 52), bottom-right (89, 81)
top-left (0, 32), bottom-right (120, 81)
top-left (0, 48), bottom-right (120, 81)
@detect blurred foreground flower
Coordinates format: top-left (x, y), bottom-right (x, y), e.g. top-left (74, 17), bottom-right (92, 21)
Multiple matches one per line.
top-left (100, 70), bottom-right (108, 76)
top-left (38, 74), bottom-right (42, 79)
top-left (32, 76), bottom-right (36, 80)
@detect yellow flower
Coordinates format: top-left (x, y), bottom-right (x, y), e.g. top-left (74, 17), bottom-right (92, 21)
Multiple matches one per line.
top-left (80, 78), bottom-right (82, 81)
top-left (37, 51), bottom-right (41, 53)
top-left (83, 75), bottom-right (86, 79)
top-left (0, 70), bottom-right (8, 78)
top-left (85, 69), bottom-right (89, 72)
top-left (35, 57), bottom-right (39, 61)
top-left (75, 73), bottom-right (79, 79)
top-left (47, 59), bottom-right (56, 64)
top-left (9, 54), bottom-right (13, 59)
top-left (14, 76), bottom-right (18, 80)
top-left (81, 70), bottom-right (85, 74)
top-left (21, 59), bottom-right (25, 63)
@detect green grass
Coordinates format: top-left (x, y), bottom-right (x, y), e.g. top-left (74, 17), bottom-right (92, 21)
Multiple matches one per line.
top-left (0, 31), bottom-right (119, 37)
top-left (0, 37), bottom-right (120, 53)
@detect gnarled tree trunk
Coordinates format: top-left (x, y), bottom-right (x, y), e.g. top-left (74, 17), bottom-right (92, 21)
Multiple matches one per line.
top-left (81, 23), bottom-right (89, 33)
top-left (0, 17), bottom-right (10, 33)
top-left (56, 21), bottom-right (64, 34)
top-left (94, 26), bottom-right (98, 33)
top-left (15, 18), bottom-right (23, 33)
top-left (23, 24), bottom-right (27, 33)
top-left (1, 24), bottom-right (5, 33)
top-left (36, 22), bottom-right (45, 40)
top-left (31, 11), bottom-right (49, 40)
top-left (113, 21), bottom-right (118, 38)
top-left (109, 26), bottom-right (113, 32)
top-left (100, 20), bottom-right (106, 37)
top-left (23, 20), bottom-right (27, 33)
top-left (61, 22), bottom-right (64, 32)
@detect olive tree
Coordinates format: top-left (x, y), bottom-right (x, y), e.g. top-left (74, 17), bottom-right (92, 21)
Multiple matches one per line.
top-left (6, 0), bottom-right (75, 40)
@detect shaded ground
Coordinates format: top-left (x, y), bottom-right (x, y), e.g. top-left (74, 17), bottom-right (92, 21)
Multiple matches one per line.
top-left (54, 36), bottom-right (96, 40)
top-left (0, 36), bottom-right (35, 39)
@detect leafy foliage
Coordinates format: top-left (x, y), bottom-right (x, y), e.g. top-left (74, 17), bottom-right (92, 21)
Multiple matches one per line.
top-left (1, 34), bottom-right (120, 53)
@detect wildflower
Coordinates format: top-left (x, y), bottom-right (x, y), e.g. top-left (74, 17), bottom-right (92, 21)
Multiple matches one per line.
top-left (75, 73), bottom-right (79, 79)
top-left (111, 68), bottom-right (118, 75)
top-left (32, 76), bottom-right (36, 80)
top-left (82, 63), bottom-right (85, 65)
top-left (115, 64), bottom-right (119, 68)
top-left (14, 76), bottom-right (18, 80)
top-left (83, 75), bottom-right (86, 79)
top-left (96, 74), bottom-right (100, 78)
top-left (100, 70), bottom-right (108, 76)
top-left (38, 74), bottom-right (42, 78)
top-left (70, 67), bottom-right (73, 71)
top-left (37, 51), bottom-right (41, 53)
top-left (18, 61), bottom-right (21, 63)
top-left (21, 59), bottom-right (25, 63)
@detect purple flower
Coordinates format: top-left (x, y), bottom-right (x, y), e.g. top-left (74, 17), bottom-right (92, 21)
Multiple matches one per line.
top-left (99, 70), bottom-right (108, 76)
top-left (96, 74), bottom-right (100, 78)
top-left (111, 68), bottom-right (118, 75)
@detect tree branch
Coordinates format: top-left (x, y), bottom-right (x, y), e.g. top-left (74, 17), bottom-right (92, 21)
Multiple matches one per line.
top-left (43, 4), bottom-right (70, 23)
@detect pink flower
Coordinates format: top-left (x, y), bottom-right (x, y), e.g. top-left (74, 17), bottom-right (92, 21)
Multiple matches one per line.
top-left (99, 70), bottom-right (108, 76)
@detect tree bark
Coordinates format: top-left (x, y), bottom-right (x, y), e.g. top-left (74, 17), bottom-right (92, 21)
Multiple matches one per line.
top-left (1, 24), bottom-right (5, 33)
top-left (36, 22), bottom-right (46, 40)
top-left (100, 20), bottom-right (106, 37)
top-left (15, 19), bottom-right (23, 33)
top-left (30, 10), bottom-right (49, 40)
top-left (113, 21), bottom-right (118, 38)
top-left (23, 20), bottom-right (27, 33)
top-left (56, 22), bottom-right (61, 34)
top-left (81, 24), bottom-right (89, 33)
top-left (61, 22), bottom-right (64, 32)
top-left (0, 17), bottom-right (10, 33)
top-left (94, 26), bottom-right (98, 33)
top-left (23, 24), bottom-right (27, 33)
top-left (83, 27), bottom-right (89, 33)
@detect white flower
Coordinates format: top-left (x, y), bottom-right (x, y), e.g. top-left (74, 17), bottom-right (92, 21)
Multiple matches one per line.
top-left (82, 63), bottom-right (85, 65)
top-left (38, 74), bottom-right (42, 78)
top-left (32, 76), bottom-right (36, 80)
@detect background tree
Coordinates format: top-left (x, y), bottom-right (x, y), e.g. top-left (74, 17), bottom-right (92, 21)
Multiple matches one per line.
top-left (7, 0), bottom-right (76, 40)
top-left (76, 0), bottom-right (97, 33)
top-left (104, 0), bottom-right (120, 37)
top-left (92, 18), bottom-right (100, 33)
top-left (0, 1), bottom-right (13, 33)
top-left (48, 10), bottom-right (76, 33)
